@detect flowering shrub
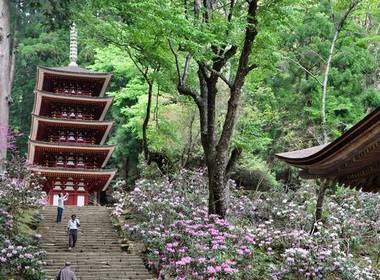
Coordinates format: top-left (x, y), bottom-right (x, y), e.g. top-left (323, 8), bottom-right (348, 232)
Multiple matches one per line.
top-left (0, 154), bottom-right (46, 279)
top-left (113, 169), bottom-right (380, 279)
top-left (0, 238), bottom-right (45, 279)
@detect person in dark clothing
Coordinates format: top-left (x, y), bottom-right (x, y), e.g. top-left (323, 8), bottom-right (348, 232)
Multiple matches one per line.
top-left (67, 214), bottom-right (80, 250)
top-left (55, 261), bottom-right (77, 280)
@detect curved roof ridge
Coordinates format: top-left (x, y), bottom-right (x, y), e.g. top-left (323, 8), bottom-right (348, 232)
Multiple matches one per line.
top-left (31, 114), bottom-right (114, 125)
top-left (29, 139), bottom-right (116, 148)
top-left (38, 65), bottom-right (111, 76)
top-left (276, 107), bottom-right (380, 163)
top-left (34, 90), bottom-right (114, 100)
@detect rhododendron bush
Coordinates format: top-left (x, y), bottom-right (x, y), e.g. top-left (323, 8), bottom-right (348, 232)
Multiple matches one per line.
top-left (113, 169), bottom-right (380, 279)
top-left (0, 155), bottom-right (46, 279)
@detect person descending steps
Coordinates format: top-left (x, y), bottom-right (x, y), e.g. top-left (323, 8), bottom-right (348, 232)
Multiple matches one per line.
top-left (39, 206), bottom-right (153, 280)
top-left (67, 214), bottom-right (80, 250)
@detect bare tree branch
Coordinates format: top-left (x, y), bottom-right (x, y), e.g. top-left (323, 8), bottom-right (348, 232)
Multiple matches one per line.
top-left (225, 147), bottom-right (242, 178)
top-left (168, 39), bottom-right (201, 104)
top-left (204, 64), bottom-right (232, 88)
top-left (214, 45), bottom-right (238, 70)
top-left (227, 0), bottom-right (235, 22)
top-left (182, 53), bottom-right (192, 84)
top-left (168, 39), bottom-right (182, 83)
top-left (305, 48), bottom-right (327, 63)
top-left (285, 56), bottom-right (323, 86)
top-left (246, 63), bottom-right (258, 73)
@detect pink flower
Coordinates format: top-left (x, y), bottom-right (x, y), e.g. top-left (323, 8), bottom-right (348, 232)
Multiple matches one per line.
top-left (207, 266), bottom-right (217, 274)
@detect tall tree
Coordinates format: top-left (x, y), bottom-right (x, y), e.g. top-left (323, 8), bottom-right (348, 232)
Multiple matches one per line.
top-left (169, 0), bottom-right (260, 216)
top-left (0, 0), bottom-right (12, 172)
top-left (83, 0), bottom-right (292, 217)
top-left (320, 0), bottom-right (361, 143)
top-left (81, 2), bottom-right (170, 163)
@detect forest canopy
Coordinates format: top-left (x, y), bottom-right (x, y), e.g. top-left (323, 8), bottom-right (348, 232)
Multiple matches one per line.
top-left (1, 0), bottom-right (380, 279)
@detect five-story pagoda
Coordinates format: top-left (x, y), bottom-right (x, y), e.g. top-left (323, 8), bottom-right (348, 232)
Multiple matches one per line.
top-left (27, 24), bottom-right (116, 206)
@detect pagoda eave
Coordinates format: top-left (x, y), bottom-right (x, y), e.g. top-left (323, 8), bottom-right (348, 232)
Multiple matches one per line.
top-left (29, 167), bottom-right (116, 191)
top-left (36, 66), bottom-right (112, 97)
top-left (28, 140), bottom-right (115, 168)
top-left (30, 115), bottom-right (114, 145)
top-left (32, 90), bottom-right (113, 121)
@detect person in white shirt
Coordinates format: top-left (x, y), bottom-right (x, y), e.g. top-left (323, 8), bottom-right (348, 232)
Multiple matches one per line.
top-left (56, 193), bottom-right (69, 223)
top-left (67, 214), bottom-right (80, 250)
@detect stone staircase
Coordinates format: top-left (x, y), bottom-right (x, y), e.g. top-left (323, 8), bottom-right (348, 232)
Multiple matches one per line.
top-left (38, 206), bottom-right (153, 280)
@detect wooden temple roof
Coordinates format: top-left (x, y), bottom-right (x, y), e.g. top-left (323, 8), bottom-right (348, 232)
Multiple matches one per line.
top-left (30, 115), bottom-right (113, 145)
top-left (29, 166), bottom-right (116, 191)
top-left (39, 65), bottom-right (110, 75)
top-left (276, 107), bottom-right (380, 192)
top-left (36, 66), bottom-right (112, 97)
top-left (32, 90), bottom-right (113, 121)
top-left (28, 140), bottom-right (115, 168)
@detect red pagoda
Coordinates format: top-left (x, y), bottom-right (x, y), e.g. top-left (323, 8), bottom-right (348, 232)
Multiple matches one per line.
top-left (27, 24), bottom-right (116, 206)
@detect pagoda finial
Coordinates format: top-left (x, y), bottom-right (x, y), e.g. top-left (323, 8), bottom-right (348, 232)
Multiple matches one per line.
top-left (69, 23), bottom-right (78, 67)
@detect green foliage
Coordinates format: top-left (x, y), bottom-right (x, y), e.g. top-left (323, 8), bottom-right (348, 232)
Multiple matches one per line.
top-left (9, 0), bottom-right (380, 186)
top-left (11, 27), bottom-right (70, 153)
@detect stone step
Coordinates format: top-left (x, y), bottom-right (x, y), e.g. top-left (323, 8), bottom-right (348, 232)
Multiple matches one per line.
top-left (39, 206), bottom-right (152, 280)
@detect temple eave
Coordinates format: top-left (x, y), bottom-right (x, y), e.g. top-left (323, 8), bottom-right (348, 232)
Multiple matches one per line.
top-left (32, 90), bottom-right (113, 119)
top-left (28, 140), bottom-right (115, 168)
top-left (276, 107), bottom-right (380, 193)
top-left (30, 166), bottom-right (116, 175)
top-left (36, 66), bottom-right (112, 97)
top-left (30, 167), bottom-right (116, 192)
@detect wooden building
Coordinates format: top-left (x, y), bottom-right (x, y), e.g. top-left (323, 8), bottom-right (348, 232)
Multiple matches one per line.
top-left (276, 107), bottom-right (380, 192)
top-left (27, 25), bottom-right (116, 206)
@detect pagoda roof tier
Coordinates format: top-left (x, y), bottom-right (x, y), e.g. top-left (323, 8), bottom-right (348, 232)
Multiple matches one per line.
top-left (28, 140), bottom-right (115, 168)
top-left (36, 66), bottom-right (112, 97)
top-left (32, 90), bottom-right (113, 121)
top-left (30, 115), bottom-right (113, 145)
top-left (276, 107), bottom-right (380, 192)
top-left (29, 166), bottom-right (116, 191)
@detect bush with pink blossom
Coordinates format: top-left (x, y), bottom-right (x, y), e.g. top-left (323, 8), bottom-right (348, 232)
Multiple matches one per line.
top-left (113, 169), bottom-right (380, 279)
top-left (0, 154), bottom-right (46, 279)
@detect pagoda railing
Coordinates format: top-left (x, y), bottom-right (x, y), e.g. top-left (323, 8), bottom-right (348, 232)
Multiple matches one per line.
top-left (43, 161), bottom-right (101, 169)
top-left (52, 83), bottom-right (95, 97)
top-left (48, 135), bottom-right (97, 145)
top-left (50, 112), bottom-right (95, 121)
top-left (54, 89), bottom-right (93, 96)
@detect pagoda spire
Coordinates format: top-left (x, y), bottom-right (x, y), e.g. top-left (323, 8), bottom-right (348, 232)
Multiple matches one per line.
top-left (69, 23), bottom-right (78, 67)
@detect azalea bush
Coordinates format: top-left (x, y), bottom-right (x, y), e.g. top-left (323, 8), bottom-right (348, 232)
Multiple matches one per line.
top-left (113, 169), bottom-right (380, 279)
top-left (0, 154), bottom-right (46, 280)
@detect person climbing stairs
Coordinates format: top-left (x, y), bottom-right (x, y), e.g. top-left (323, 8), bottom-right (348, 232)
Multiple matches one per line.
top-left (38, 206), bottom-right (153, 280)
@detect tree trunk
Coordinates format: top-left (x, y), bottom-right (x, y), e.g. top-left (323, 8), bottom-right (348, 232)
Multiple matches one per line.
top-left (210, 152), bottom-right (230, 216)
top-left (0, 0), bottom-right (11, 173)
top-left (321, 0), bottom-right (360, 144)
top-left (311, 181), bottom-right (327, 234)
top-left (142, 82), bottom-right (153, 161)
top-left (316, 1), bottom-right (360, 231)
top-left (321, 30), bottom-right (338, 144)
top-left (172, 0), bottom-right (258, 218)
top-left (315, 182), bottom-right (327, 222)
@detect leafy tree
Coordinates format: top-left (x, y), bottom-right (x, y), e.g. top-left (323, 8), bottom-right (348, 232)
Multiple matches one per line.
top-left (5, 0), bottom-right (83, 158)
top-left (165, 0), bottom-right (296, 217)
top-left (81, 2), bottom-right (174, 162)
